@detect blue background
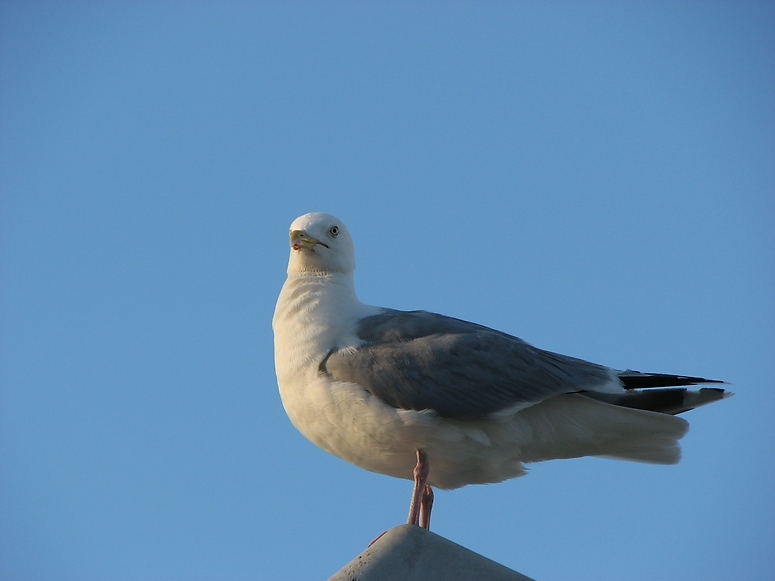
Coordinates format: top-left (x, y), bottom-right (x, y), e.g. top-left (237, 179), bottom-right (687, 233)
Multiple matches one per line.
top-left (2, 2), bottom-right (773, 580)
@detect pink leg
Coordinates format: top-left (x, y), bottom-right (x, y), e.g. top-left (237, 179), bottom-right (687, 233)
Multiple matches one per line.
top-left (406, 449), bottom-right (429, 526)
top-left (419, 484), bottom-right (434, 530)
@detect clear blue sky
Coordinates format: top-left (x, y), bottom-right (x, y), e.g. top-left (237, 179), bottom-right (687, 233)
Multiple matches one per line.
top-left (1, 2), bottom-right (773, 580)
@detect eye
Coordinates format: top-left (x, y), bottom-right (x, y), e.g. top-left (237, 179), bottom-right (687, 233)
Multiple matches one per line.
top-left (328, 225), bottom-right (339, 237)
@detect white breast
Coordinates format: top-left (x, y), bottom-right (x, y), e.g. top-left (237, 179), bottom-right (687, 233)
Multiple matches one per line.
top-left (273, 272), bottom-right (382, 444)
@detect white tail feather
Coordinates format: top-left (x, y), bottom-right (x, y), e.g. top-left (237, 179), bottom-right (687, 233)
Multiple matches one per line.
top-left (516, 394), bottom-right (689, 465)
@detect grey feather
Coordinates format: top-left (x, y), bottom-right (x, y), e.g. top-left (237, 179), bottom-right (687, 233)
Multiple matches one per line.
top-left (321, 309), bottom-right (615, 419)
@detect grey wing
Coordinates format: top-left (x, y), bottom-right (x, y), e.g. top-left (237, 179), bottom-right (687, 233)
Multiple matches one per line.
top-left (321, 310), bottom-right (617, 419)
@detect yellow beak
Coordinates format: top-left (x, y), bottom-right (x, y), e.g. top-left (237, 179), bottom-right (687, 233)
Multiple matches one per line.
top-left (290, 229), bottom-right (329, 251)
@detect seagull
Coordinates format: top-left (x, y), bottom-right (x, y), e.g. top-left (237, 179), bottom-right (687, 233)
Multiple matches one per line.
top-left (272, 212), bottom-right (729, 529)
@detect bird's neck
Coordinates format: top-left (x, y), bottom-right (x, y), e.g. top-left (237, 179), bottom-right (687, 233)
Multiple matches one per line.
top-left (275, 271), bottom-right (362, 324)
top-left (273, 271), bottom-right (376, 382)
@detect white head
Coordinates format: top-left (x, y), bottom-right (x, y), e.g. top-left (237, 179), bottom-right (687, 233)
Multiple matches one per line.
top-left (286, 212), bottom-right (355, 275)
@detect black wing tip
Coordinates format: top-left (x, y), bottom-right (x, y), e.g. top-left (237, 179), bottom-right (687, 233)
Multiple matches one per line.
top-left (618, 370), bottom-right (728, 390)
top-left (582, 385), bottom-right (731, 415)
top-left (698, 386), bottom-right (734, 400)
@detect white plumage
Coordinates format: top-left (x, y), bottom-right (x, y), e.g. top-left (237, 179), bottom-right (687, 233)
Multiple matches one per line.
top-left (273, 212), bottom-right (727, 525)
